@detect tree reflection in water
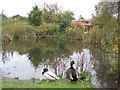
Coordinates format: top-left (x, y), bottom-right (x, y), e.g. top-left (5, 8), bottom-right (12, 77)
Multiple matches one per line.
top-left (1, 38), bottom-right (118, 88)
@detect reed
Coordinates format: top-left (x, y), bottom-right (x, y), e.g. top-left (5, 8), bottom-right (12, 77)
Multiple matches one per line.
top-left (2, 19), bottom-right (36, 41)
top-left (66, 27), bottom-right (84, 40)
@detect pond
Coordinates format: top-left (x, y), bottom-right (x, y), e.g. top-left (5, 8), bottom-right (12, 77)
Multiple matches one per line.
top-left (0, 38), bottom-right (118, 88)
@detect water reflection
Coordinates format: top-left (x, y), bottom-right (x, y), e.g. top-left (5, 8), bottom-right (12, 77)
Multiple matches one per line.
top-left (0, 49), bottom-right (95, 80)
top-left (1, 39), bottom-right (118, 88)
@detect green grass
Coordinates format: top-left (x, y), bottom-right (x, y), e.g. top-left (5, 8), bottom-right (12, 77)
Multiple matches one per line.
top-left (2, 79), bottom-right (94, 88)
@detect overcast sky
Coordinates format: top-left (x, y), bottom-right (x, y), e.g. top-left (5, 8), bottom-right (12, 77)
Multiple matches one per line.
top-left (0, 0), bottom-right (100, 20)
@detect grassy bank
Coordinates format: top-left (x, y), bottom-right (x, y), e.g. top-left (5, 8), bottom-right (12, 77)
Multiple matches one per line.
top-left (2, 78), bottom-right (94, 88)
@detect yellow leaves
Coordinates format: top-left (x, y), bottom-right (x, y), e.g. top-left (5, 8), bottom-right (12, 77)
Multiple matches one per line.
top-left (23, 22), bottom-right (28, 25)
top-left (31, 13), bottom-right (34, 17)
top-left (36, 16), bottom-right (38, 19)
top-left (113, 45), bottom-right (118, 53)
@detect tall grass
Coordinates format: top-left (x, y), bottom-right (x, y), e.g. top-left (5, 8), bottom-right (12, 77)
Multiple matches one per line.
top-left (84, 25), bottom-right (118, 45)
top-left (66, 27), bottom-right (84, 40)
top-left (84, 28), bottom-right (103, 44)
top-left (83, 16), bottom-right (117, 45)
top-left (2, 19), bottom-right (36, 41)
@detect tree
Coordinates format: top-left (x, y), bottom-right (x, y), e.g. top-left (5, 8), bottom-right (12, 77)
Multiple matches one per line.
top-left (79, 15), bottom-right (84, 20)
top-left (42, 3), bottom-right (63, 23)
top-left (42, 3), bottom-right (75, 31)
top-left (0, 10), bottom-right (7, 20)
top-left (93, 2), bottom-right (118, 29)
top-left (60, 10), bottom-right (75, 31)
top-left (28, 5), bottom-right (42, 26)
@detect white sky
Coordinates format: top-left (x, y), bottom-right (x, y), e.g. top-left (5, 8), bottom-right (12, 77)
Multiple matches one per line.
top-left (0, 0), bottom-right (100, 20)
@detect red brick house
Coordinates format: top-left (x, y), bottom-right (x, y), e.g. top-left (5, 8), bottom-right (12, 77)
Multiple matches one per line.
top-left (71, 19), bottom-right (91, 29)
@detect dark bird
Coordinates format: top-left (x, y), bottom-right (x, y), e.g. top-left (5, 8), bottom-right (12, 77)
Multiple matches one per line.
top-left (66, 61), bottom-right (78, 82)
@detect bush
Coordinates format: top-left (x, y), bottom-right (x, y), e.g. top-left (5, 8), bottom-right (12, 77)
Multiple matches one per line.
top-left (79, 70), bottom-right (90, 80)
top-left (46, 23), bottom-right (60, 35)
top-left (66, 27), bottom-right (84, 39)
top-left (86, 26), bottom-right (117, 44)
top-left (37, 23), bottom-right (60, 35)
top-left (2, 20), bottom-right (36, 39)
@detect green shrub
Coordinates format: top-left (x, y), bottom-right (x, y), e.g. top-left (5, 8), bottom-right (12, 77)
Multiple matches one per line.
top-left (86, 26), bottom-right (117, 44)
top-left (28, 5), bottom-right (42, 26)
top-left (46, 23), bottom-right (60, 35)
top-left (37, 23), bottom-right (60, 35)
top-left (89, 28), bottom-right (103, 44)
top-left (66, 28), bottom-right (84, 39)
top-left (79, 70), bottom-right (90, 80)
top-left (2, 20), bottom-right (36, 39)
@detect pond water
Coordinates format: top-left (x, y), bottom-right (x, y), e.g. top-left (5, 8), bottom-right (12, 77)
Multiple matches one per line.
top-left (0, 39), bottom-right (118, 88)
